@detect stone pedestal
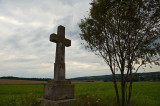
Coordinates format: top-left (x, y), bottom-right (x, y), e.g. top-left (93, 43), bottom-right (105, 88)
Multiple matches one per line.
top-left (43, 80), bottom-right (74, 101)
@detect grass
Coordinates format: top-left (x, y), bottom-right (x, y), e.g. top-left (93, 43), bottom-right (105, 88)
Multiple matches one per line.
top-left (74, 82), bottom-right (160, 106)
top-left (0, 84), bottom-right (43, 105)
top-left (0, 82), bottom-right (159, 106)
top-left (131, 82), bottom-right (160, 106)
top-left (74, 82), bottom-right (116, 98)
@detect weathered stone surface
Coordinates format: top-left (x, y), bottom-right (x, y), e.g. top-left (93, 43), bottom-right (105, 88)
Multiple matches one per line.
top-left (50, 25), bottom-right (71, 80)
top-left (42, 25), bottom-right (74, 102)
top-left (38, 98), bottom-right (75, 106)
top-left (54, 63), bottom-right (65, 80)
top-left (50, 33), bottom-right (71, 47)
top-left (44, 80), bottom-right (74, 101)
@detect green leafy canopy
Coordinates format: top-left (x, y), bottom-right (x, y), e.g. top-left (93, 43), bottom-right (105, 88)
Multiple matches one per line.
top-left (79, 0), bottom-right (160, 71)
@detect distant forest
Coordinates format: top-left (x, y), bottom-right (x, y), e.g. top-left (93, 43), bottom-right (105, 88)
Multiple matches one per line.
top-left (71, 72), bottom-right (160, 82)
top-left (0, 76), bottom-right (51, 81)
top-left (0, 72), bottom-right (160, 82)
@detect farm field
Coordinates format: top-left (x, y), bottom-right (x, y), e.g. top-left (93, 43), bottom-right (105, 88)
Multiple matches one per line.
top-left (0, 81), bottom-right (160, 106)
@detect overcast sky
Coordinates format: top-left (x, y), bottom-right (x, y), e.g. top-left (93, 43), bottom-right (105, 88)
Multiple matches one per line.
top-left (0, 0), bottom-right (159, 78)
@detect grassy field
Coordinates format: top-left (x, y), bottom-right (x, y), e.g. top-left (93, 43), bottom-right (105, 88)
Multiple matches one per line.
top-left (0, 81), bottom-right (159, 106)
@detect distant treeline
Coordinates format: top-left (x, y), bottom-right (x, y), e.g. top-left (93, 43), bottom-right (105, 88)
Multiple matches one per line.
top-left (0, 76), bottom-right (51, 81)
top-left (71, 72), bottom-right (160, 82)
top-left (1, 72), bottom-right (160, 82)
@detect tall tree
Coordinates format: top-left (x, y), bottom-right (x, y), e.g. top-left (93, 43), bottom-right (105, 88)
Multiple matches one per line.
top-left (79, 0), bottom-right (160, 105)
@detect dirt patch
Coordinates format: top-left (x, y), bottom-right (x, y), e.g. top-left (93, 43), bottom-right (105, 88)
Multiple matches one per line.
top-left (0, 79), bottom-right (104, 84)
top-left (0, 79), bottom-right (47, 84)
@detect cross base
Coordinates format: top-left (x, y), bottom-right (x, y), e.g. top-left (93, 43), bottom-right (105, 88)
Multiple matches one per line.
top-left (38, 98), bottom-right (75, 106)
top-left (43, 80), bottom-right (74, 101)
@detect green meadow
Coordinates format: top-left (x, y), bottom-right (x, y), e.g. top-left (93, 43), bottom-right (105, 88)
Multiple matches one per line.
top-left (0, 82), bottom-right (160, 106)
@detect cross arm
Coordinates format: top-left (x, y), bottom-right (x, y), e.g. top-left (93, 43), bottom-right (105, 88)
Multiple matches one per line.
top-left (50, 33), bottom-right (59, 43)
top-left (65, 38), bottom-right (71, 47)
top-left (50, 33), bottom-right (71, 47)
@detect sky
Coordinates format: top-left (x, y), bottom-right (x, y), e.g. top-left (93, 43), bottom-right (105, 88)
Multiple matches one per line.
top-left (0, 0), bottom-right (159, 79)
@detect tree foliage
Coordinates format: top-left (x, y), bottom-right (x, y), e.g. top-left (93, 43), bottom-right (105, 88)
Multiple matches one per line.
top-left (79, 0), bottom-right (160, 105)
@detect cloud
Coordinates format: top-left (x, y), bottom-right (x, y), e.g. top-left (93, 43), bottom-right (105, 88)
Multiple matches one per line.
top-left (0, 0), bottom-right (93, 78)
top-left (0, 0), bottom-right (159, 79)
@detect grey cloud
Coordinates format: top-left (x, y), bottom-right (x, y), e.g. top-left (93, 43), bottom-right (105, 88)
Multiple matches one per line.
top-left (1, 0), bottom-right (157, 78)
top-left (59, 0), bottom-right (90, 6)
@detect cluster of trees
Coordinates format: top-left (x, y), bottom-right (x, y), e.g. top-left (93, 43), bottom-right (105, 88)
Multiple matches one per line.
top-left (0, 76), bottom-right (51, 81)
top-left (132, 73), bottom-right (160, 81)
top-left (104, 72), bottom-right (160, 82)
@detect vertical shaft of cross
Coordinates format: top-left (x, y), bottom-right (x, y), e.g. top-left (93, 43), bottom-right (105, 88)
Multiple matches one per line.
top-left (54, 26), bottom-right (65, 80)
top-left (55, 26), bottom-right (65, 64)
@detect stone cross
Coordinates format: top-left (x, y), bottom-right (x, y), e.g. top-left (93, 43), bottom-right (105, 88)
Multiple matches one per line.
top-left (42, 25), bottom-right (74, 102)
top-left (50, 25), bottom-right (71, 80)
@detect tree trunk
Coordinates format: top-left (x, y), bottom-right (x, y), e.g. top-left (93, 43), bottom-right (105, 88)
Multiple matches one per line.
top-left (121, 60), bottom-right (125, 106)
top-left (112, 73), bottom-right (120, 105)
top-left (127, 70), bottom-right (132, 104)
top-left (121, 74), bottom-right (125, 106)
